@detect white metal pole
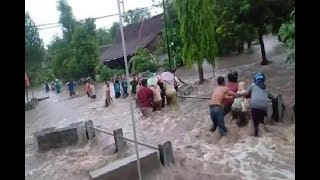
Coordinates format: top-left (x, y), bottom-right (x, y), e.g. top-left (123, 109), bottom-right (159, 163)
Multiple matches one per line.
top-left (116, 0), bottom-right (142, 180)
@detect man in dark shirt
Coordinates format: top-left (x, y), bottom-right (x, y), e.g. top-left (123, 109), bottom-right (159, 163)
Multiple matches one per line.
top-left (137, 79), bottom-right (154, 117)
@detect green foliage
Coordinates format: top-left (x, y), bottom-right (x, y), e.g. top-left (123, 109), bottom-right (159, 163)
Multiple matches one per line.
top-left (156, 0), bottom-right (183, 71)
top-left (96, 28), bottom-right (112, 45)
top-left (278, 10), bottom-right (295, 64)
top-left (124, 8), bottom-right (151, 24)
top-left (48, 0), bottom-right (99, 81)
top-left (163, 57), bottom-right (183, 71)
top-left (109, 22), bottom-right (119, 40)
top-left (237, 0), bottom-right (294, 64)
top-left (98, 65), bottom-right (124, 82)
top-left (133, 48), bottom-right (158, 73)
top-left (48, 36), bottom-right (71, 79)
top-left (25, 12), bottom-right (45, 71)
top-left (213, 0), bottom-right (257, 55)
top-left (69, 18), bottom-right (99, 79)
top-left (57, 0), bottom-right (76, 40)
top-left (174, 0), bottom-right (217, 83)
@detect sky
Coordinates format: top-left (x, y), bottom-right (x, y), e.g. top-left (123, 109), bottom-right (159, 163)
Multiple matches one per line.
top-left (25, 0), bottom-right (163, 46)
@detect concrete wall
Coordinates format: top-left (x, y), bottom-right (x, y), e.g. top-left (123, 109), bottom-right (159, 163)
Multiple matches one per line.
top-left (89, 150), bottom-right (160, 180)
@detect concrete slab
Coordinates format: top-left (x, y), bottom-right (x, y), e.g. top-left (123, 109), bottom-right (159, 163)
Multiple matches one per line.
top-left (89, 150), bottom-right (160, 180)
top-left (33, 121), bottom-right (87, 152)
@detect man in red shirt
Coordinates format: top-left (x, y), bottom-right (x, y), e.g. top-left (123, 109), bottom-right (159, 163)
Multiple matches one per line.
top-left (137, 79), bottom-right (154, 117)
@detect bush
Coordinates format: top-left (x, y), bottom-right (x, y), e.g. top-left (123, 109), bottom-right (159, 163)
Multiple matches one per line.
top-left (278, 10), bottom-right (295, 64)
top-left (133, 48), bottom-right (158, 73)
top-left (98, 66), bottom-right (124, 82)
top-left (163, 56), bottom-right (184, 71)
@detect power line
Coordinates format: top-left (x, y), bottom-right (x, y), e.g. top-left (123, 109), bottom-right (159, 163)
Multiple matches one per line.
top-left (36, 5), bottom-right (159, 30)
top-left (39, 25), bottom-right (61, 30)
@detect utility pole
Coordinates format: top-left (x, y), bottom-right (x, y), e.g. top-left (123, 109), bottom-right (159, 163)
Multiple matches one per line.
top-left (116, 0), bottom-right (142, 180)
top-left (162, 0), bottom-right (171, 71)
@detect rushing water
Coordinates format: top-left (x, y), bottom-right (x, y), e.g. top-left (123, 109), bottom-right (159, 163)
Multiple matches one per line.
top-left (25, 35), bottom-right (295, 180)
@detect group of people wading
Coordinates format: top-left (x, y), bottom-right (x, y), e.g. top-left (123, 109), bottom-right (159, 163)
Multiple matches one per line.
top-left (210, 70), bottom-right (277, 137)
top-left (131, 70), bottom-right (186, 117)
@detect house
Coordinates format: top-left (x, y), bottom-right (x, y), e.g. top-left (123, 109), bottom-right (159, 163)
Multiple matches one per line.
top-left (100, 14), bottom-right (164, 69)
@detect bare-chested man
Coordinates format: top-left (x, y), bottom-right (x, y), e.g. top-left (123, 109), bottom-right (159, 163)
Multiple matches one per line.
top-left (105, 81), bottom-right (113, 107)
top-left (209, 76), bottom-right (238, 136)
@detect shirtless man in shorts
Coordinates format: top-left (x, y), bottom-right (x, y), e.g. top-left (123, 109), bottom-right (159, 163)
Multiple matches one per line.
top-left (209, 76), bottom-right (238, 136)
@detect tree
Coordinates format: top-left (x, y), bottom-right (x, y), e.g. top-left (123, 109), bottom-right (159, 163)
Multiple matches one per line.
top-left (47, 36), bottom-right (71, 79)
top-left (69, 18), bottom-right (99, 79)
top-left (25, 12), bottom-right (45, 70)
top-left (57, 0), bottom-right (76, 41)
top-left (278, 10), bottom-right (295, 64)
top-left (124, 8), bottom-right (151, 24)
top-left (132, 48), bottom-right (158, 73)
top-left (96, 28), bottom-right (112, 46)
top-left (174, 0), bottom-right (217, 84)
top-left (48, 0), bottom-right (100, 80)
top-left (238, 0), bottom-right (294, 65)
top-left (109, 22), bottom-right (120, 40)
top-left (159, 0), bottom-right (184, 69)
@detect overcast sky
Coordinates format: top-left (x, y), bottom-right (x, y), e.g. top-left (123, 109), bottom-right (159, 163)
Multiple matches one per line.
top-left (25, 0), bottom-right (163, 46)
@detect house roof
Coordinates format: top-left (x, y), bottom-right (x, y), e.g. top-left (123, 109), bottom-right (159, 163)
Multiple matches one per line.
top-left (100, 13), bottom-right (163, 62)
top-left (99, 44), bottom-right (111, 54)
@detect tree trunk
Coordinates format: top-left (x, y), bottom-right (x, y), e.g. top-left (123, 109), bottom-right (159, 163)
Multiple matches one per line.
top-left (237, 44), bottom-right (242, 54)
top-left (277, 35), bottom-right (282, 42)
top-left (247, 41), bottom-right (252, 48)
top-left (198, 62), bottom-right (204, 84)
top-left (258, 33), bottom-right (269, 65)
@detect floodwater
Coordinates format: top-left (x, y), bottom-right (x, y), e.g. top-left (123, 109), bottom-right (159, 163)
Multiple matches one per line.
top-left (25, 35), bottom-right (295, 180)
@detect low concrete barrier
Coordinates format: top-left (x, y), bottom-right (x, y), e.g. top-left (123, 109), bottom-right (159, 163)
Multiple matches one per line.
top-left (33, 121), bottom-right (89, 152)
top-left (89, 150), bottom-right (160, 180)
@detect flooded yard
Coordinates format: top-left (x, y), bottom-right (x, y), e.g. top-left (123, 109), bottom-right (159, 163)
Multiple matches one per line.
top-left (25, 35), bottom-right (295, 180)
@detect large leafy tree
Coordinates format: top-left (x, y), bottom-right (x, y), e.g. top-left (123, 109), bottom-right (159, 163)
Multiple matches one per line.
top-left (57, 0), bottom-right (76, 41)
top-left (48, 0), bottom-right (99, 80)
top-left (124, 8), bottom-right (151, 24)
top-left (69, 18), bottom-right (99, 79)
top-left (109, 22), bottom-right (120, 40)
top-left (174, 0), bottom-right (217, 84)
top-left (25, 12), bottom-right (45, 72)
top-left (96, 28), bottom-right (112, 46)
top-left (214, 0), bottom-right (256, 56)
top-left (238, 0), bottom-right (294, 65)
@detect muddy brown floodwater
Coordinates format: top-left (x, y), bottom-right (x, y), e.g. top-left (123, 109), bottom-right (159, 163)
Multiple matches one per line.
top-left (25, 35), bottom-right (295, 180)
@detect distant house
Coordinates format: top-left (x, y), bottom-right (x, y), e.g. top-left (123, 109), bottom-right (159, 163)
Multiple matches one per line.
top-left (99, 44), bottom-right (111, 55)
top-left (100, 14), bottom-right (164, 69)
